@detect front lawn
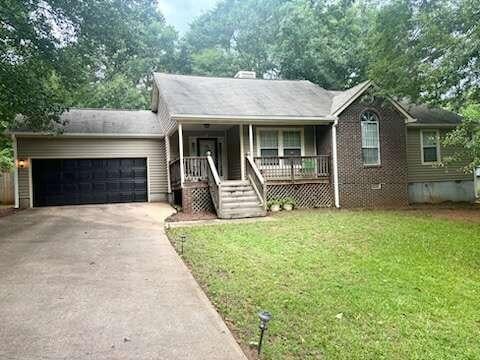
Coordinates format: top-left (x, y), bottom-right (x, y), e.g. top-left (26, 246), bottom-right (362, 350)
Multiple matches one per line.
top-left (167, 210), bottom-right (480, 359)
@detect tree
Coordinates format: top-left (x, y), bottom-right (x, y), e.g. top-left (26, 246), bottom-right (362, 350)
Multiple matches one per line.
top-left (367, 0), bottom-right (480, 108)
top-left (443, 104), bottom-right (480, 172)
top-left (367, 0), bottom-right (479, 170)
top-left (69, 3), bottom-right (179, 109)
top-left (191, 48), bottom-right (237, 77)
top-left (184, 0), bottom-right (376, 89)
top-left (0, 0), bottom-right (177, 131)
top-left (275, 0), bottom-right (374, 89)
top-left (184, 0), bottom-right (289, 77)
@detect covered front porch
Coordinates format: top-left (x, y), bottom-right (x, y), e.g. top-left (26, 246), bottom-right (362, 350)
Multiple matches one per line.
top-left (167, 122), bottom-right (334, 217)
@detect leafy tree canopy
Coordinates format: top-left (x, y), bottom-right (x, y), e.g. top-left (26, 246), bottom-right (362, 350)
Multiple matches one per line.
top-left (367, 0), bottom-right (480, 108)
top-left (1, 0), bottom-right (178, 132)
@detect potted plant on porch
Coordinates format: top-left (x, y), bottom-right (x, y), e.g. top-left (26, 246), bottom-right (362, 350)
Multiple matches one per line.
top-left (281, 197), bottom-right (296, 211)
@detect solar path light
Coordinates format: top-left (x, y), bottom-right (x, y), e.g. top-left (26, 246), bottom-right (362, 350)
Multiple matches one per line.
top-left (179, 234), bottom-right (186, 255)
top-left (257, 310), bottom-right (272, 356)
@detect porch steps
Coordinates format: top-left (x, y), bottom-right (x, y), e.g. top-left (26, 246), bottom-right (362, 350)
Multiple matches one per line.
top-left (218, 180), bottom-right (267, 219)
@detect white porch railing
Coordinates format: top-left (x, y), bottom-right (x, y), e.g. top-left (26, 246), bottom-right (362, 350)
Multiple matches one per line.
top-left (253, 155), bottom-right (330, 182)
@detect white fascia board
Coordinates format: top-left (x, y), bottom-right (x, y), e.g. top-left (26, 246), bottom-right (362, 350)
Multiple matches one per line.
top-left (332, 81), bottom-right (373, 117)
top-left (172, 114), bottom-right (336, 124)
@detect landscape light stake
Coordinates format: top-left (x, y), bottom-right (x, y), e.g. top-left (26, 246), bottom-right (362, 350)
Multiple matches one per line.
top-left (179, 234), bottom-right (186, 255)
top-left (257, 310), bottom-right (272, 356)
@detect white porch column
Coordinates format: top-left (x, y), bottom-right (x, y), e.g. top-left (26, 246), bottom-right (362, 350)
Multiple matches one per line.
top-left (240, 124), bottom-right (245, 180)
top-left (248, 124), bottom-right (254, 156)
top-left (178, 124), bottom-right (185, 186)
top-left (332, 121), bottom-right (340, 208)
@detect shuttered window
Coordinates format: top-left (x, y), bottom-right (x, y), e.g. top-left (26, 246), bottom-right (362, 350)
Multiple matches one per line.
top-left (361, 111), bottom-right (380, 165)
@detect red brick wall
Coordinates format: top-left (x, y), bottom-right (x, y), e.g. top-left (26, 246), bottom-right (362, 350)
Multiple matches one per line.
top-left (336, 96), bottom-right (409, 208)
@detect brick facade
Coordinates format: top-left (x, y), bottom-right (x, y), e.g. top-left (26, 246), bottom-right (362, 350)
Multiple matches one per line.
top-left (336, 96), bottom-right (409, 207)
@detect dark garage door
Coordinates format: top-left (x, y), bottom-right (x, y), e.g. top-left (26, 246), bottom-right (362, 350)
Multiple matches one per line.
top-left (32, 158), bottom-right (148, 207)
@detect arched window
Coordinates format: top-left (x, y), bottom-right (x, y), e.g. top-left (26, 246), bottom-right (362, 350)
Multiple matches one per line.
top-left (360, 110), bottom-right (380, 165)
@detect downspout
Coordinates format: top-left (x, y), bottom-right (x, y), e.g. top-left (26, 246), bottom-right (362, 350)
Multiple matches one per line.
top-left (11, 134), bottom-right (19, 209)
top-left (331, 119), bottom-right (340, 208)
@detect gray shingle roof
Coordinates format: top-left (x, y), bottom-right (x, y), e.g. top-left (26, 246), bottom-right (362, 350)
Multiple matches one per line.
top-left (14, 109), bottom-right (163, 135)
top-left (154, 73), bottom-right (336, 118)
top-left (401, 103), bottom-right (462, 125)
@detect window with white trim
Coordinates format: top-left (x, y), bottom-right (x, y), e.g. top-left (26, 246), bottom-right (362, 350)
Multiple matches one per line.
top-left (361, 110), bottom-right (380, 165)
top-left (421, 130), bottom-right (440, 164)
top-left (283, 131), bottom-right (302, 156)
top-left (257, 129), bottom-right (303, 156)
top-left (259, 130), bottom-right (279, 158)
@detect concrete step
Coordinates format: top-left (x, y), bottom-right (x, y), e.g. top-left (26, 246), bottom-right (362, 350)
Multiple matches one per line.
top-left (221, 180), bottom-right (250, 186)
top-left (221, 186), bottom-right (254, 192)
top-left (220, 208), bottom-right (267, 219)
top-left (222, 195), bottom-right (259, 203)
top-left (222, 201), bottom-right (261, 209)
top-left (221, 190), bottom-right (256, 197)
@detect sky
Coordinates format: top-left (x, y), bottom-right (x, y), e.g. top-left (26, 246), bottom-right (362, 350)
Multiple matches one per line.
top-left (158, 0), bottom-right (219, 34)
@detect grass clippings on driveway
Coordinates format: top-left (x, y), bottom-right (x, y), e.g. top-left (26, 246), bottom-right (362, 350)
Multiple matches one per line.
top-left (168, 209), bottom-right (480, 359)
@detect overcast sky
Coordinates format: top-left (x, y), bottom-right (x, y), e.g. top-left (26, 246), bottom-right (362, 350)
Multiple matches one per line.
top-left (158, 0), bottom-right (219, 34)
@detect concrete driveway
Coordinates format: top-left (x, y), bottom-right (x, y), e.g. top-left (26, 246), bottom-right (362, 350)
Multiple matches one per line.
top-left (0, 203), bottom-right (246, 360)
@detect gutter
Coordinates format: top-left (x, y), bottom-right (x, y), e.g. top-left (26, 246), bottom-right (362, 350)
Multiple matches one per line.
top-left (171, 114), bottom-right (337, 124)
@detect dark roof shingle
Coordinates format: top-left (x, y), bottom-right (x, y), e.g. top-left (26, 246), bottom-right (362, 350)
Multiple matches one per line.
top-left (154, 73), bottom-right (336, 118)
top-left (14, 109), bottom-right (163, 135)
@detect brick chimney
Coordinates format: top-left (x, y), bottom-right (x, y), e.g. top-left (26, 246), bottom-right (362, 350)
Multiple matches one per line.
top-left (234, 71), bottom-right (256, 79)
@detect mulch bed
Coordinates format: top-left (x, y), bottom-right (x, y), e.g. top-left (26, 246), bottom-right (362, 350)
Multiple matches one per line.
top-left (166, 211), bottom-right (217, 222)
top-left (406, 203), bottom-right (480, 223)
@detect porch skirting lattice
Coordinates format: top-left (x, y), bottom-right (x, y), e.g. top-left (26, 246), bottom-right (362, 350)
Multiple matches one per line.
top-left (182, 183), bottom-right (215, 213)
top-left (266, 183), bottom-right (334, 208)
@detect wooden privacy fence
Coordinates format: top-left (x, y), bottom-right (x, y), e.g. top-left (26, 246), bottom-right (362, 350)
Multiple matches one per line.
top-left (0, 172), bottom-right (14, 205)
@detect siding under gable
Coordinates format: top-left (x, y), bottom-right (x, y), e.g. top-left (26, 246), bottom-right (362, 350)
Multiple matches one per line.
top-left (406, 128), bottom-right (471, 182)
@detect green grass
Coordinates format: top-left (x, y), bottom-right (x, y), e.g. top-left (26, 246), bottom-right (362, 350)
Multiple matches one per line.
top-left (168, 210), bottom-right (480, 359)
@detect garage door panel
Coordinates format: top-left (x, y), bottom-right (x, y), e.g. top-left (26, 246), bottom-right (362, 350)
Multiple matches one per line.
top-left (32, 158), bottom-right (147, 207)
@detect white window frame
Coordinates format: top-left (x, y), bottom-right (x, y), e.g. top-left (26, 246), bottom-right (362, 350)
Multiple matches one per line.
top-left (256, 127), bottom-right (305, 157)
top-left (360, 111), bottom-right (381, 166)
top-left (420, 129), bottom-right (441, 165)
